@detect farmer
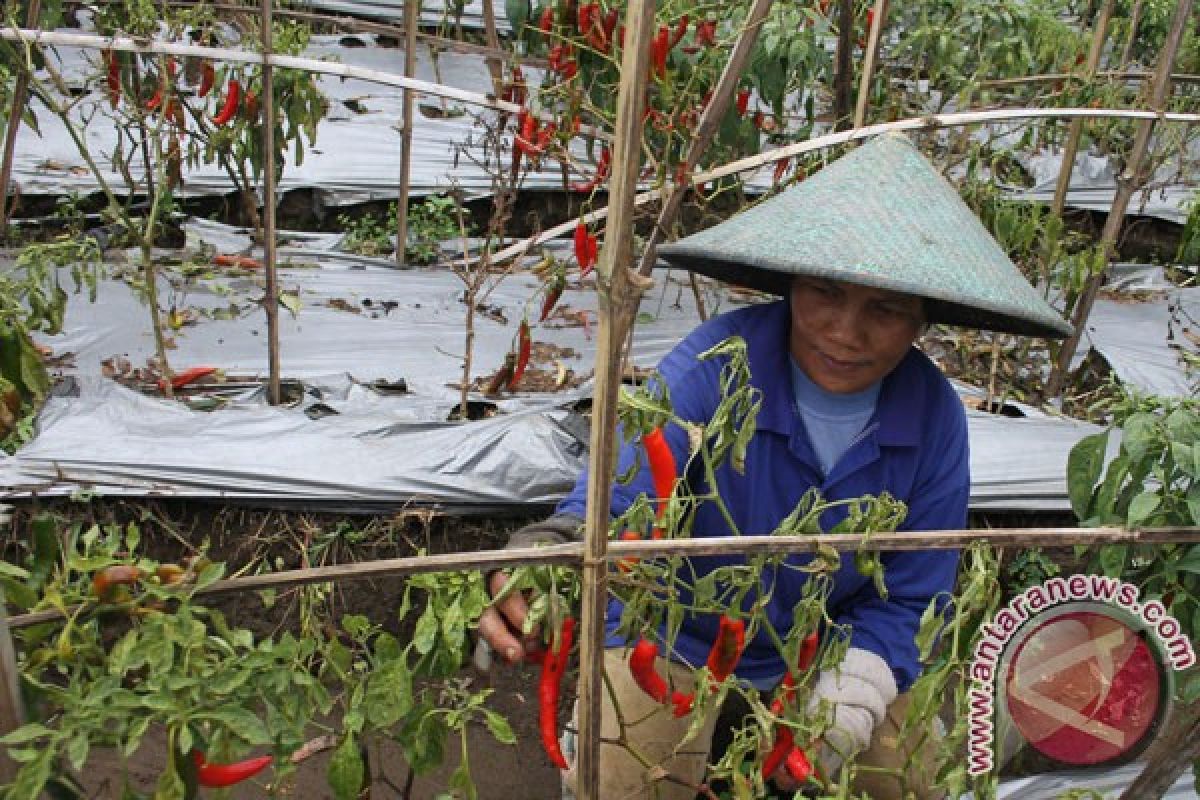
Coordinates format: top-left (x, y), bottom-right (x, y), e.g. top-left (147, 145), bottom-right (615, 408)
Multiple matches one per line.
top-left (477, 133), bottom-right (1070, 798)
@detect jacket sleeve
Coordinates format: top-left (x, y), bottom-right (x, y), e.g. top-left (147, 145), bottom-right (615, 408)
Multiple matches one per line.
top-left (833, 387), bottom-right (969, 692)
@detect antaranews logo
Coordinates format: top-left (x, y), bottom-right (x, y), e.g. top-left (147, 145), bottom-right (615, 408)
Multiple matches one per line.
top-left (967, 574), bottom-right (1195, 775)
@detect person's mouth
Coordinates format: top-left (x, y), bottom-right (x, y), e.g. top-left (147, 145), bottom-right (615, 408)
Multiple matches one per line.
top-left (819, 352), bottom-right (868, 373)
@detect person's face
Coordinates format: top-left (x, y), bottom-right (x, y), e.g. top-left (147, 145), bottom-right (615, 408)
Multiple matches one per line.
top-left (788, 277), bottom-right (925, 394)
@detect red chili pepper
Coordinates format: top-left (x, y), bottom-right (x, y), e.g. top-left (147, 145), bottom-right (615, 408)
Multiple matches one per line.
top-left (670, 15), bottom-right (689, 49)
top-left (213, 253), bottom-right (263, 270)
top-left (651, 26), bottom-right (669, 79)
top-left (91, 565), bottom-right (141, 599)
top-left (197, 60), bottom-right (215, 97)
top-left (577, 2), bottom-right (596, 34)
top-left (486, 353), bottom-right (516, 395)
top-left (736, 88), bottom-right (750, 117)
top-left (642, 427), bottom-right (676, 519)
top-left (104, 50), bottom-right (120, 108)
top-left (145, 87), bottom-right (163, 112)
top-left (241, 90), bottom-right (260, 123)
top-left (629, 639), bottom-right (693, 716)
top-left (586, 232), bottom-right (598, 273)
top-left (705, 615), bottom-right (745, 685)
top-left (538, 5), bottom-right (555, 32)
top-left (616, 530), bottom-right (642, 572)
top-left (539, 616), bottom-right (576, 770)
top-left (696, 19), bottom-right (717, 47)
top-left (158, 365), bottom-right (217, 393)
top-left (212, 79), bottom-right (241, 125)
top-left (773, 157), bottom-right (790, 184)
top-left (571, 221), bottom-right (590, 272)
top-left (548, 44), bottom-right (564, 72)
top-left (560, 59), bottom-right (578, 80)
top-left (508, 320), bottom-right (532, 390)
top-left (540, 271), bottom-right (567, 322)
top-left (191, 750), bottom-right (273, 788)
top-left (603, 9), bottom-right (619, 39)
top-left (796, 631), bottom-right (819, 671)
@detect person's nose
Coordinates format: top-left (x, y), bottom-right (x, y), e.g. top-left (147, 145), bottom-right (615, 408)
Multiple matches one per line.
top-left (824, 303), bottom-right (865, 349)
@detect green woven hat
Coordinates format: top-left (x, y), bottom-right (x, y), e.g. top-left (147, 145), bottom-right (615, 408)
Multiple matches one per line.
top-left (658, 133), bottom-right (1071, 338)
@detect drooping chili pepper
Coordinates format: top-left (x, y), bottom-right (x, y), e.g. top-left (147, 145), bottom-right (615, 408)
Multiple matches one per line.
top-left (485, 353), bottom-right (516, 395)
top-left (603, 9), bottom-right (619, 40)
top-left (650, 26), bottom-right (669, 79)
top-left (773, 156), bottom-right (790, 184)
top-left (642, 426), bottom-right (676, 518)
top-left (762, 631), bottom-right (819, 784)
top-left (241, 90), bottom-right (260, 123)
top-left (669, 15), bottom-right (689, 49)
top-left (696, 19), bottom-right (717, 47)
top-left (197, 60), bottom-right (215, 97)
top-left (508, 320), bottom-right (532, 390)
top-left (586, 232), bottom-right (598, 272)
top-left (705, 615), bottom-right (745, 685)
top-left (736, 88), bottom-right (750, 117)
top-left (573, 221), bottom-right (595, 273)
top-left (191, 750), bottom-right (273, 788)
top-left (517, 109), bottom-right (539, 155)
top-left (560, 59), bottom-right (578, 80)
top-left (91, 565), bottom-right (142, 599)
top-left (616, 530), bottom-right (642, 573)
top-left (570, 146), bottom-right (611, 192)
top-left (212, 79), bottom-right (241, 125)
top-left (104, 50), bottom-right (120, 108)
top-left (213, 253), bottom-right (263, 270)
top-left (161, 365), bottom-right (217, 391)
top-left (538, 5), bottom-right (555, 32)
top-left (539, 616), bottom-right (576, 769)
top-left (577, 2), bottom-right (597, 34)
top-left (629, 638), bottom-right (693, 717)
top-left (539, 270), bottom-right (567, 322)
top-left (145, 87), bottom-right (163, 112)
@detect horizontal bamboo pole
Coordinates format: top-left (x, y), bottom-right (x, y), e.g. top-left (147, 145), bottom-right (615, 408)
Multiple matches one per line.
top-left (6, 527), bottom-right (1195, 629)
top-left (981, 70), bottom-right (1200, 88)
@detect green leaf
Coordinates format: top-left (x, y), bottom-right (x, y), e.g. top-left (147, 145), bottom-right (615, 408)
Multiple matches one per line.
top-left (1098, 545), bottom-right (1127, 578)
top-left (413, 608), bottom-right (439, 655)
top-left (364, 657), bottom-right (412, 729)
top-left (483, 710), bottom-right (516, 745)
top-left (0, 723), bottom-right (53, 745)
top-left (1121, 413), bottom-right (1158, 462)
top-left (1126, 491), bottom-right (1161, 529)
top-left (197, 708), bottom-right (270, 746)
top-left (279, 291), bottom-right (302, 317)
top-left (1187, 484), bottom-right (1200, 526)
top-left (0, 560), bottom-right (29, 581)
top-left (327, 735), bottom-right (365, 800)
top-left (1175, 544), bottom-right (1200, 575)
top-left (1066, 431), bottom-right (1108, 520)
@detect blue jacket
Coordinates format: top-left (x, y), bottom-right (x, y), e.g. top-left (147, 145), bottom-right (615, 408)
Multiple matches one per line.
top-left (557, 300), bottom-right (967, 691)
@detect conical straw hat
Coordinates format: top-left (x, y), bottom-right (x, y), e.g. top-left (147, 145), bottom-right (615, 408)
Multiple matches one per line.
top-left (658, 133), bottom-right (1071, 338)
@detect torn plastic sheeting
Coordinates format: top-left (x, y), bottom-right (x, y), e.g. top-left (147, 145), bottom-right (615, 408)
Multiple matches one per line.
top-left (296, 0), bottom-right (516, 32)
top-left (1081, 287), bottom-right (1200, 398)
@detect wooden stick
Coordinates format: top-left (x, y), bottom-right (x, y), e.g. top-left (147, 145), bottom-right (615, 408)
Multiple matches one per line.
top-left (0, 602), bottom-right (25, 782)
top-left (853, 0), bottom-right (888, 129)
top-left (6, 527), bottom-right (1196, 630)
top-left (261, 0), bottom-right (282, 406)
top-left (632, 0), bottom-right (775, 280)
top-left (1119, 0), bottom-right (1145, 70)
top-left (1047, 0), bottom-right (1193, 398)
top-left (575, 0), bottom-right (654, 795)
top-left (980, 69), bottom-right (1200, 89)
top-left (1051, 0), bottom-right (1114, 216)
top-left (394, 0), bottom-right (419, 267)
top-left (0, 0), bottom-right (41, 237)
top-left (1119, 698), bottom-right (1200, 800)
top-left (832, 0), bottom-right (854, 130)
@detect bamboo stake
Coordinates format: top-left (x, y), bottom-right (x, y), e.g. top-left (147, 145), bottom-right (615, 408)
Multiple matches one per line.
top-left (575, 0), bottom-right (654, 796)
top-left (1047, 0), bottom-right (1193, 399)
top-left (6, 527), bottom-right (1197, 630)
top-left (632, 0), bottom-right (775, 284)
top-left (0, 0), bottom-right (41, 236)
top-left (1119, 0), bottom-right (1145, 69)
top-left (832, 0), bottom-right (854, 130)
top-left (853, 0), bottom-right (888, 129)
top-left (1051, 0), bottom-right (1114, 216)
top-left (1120, 698), bottom-right (1200, 800)
top-left (0, 602), bottom-right (24, 782)
top-left (261, 0), bottom-right (282, 406)
top-left (479, 0), bottom-right (504, 96)
top-left (395, 0), bottom-right (419, 267)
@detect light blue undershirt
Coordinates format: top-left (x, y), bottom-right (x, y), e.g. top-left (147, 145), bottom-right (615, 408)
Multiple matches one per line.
top-left (790, 357), bottom-right (881, 478)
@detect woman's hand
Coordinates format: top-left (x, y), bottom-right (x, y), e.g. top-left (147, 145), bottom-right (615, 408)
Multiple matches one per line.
top-left (477, 571), bottom-right (543, 664)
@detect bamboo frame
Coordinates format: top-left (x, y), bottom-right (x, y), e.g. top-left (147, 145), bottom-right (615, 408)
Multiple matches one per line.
top-left (0, 0), bottom-right (42, 236)
top-left (394, 0), bottom-right (419, 267)
top-left (3, 10), bottom-right (1200, 796)
top-left (6, 526), bottom-right (1196, 630)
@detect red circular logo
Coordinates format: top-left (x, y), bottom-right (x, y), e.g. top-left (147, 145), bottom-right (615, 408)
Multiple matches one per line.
top-left (1004, 609), bottom-right (1164, 766)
